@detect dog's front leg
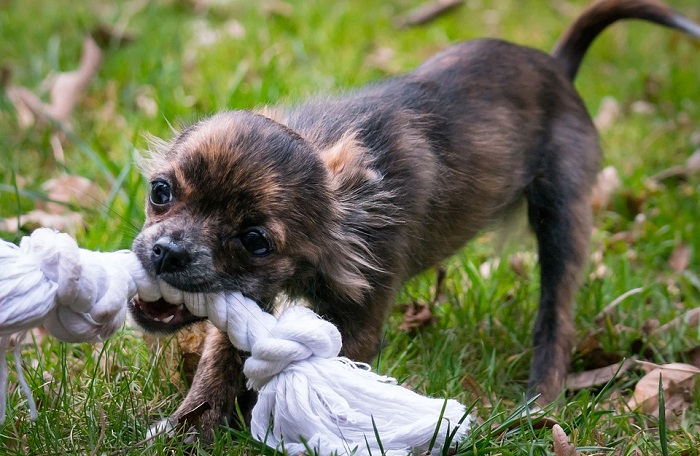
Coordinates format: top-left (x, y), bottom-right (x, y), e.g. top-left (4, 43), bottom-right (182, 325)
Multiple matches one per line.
top-left (149, 324), bottom-right (256, 441)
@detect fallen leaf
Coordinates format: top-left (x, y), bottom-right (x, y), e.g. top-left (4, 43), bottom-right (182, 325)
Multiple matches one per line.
top-left (45, 36), bottom-right (102, 123)
top-left (507, 411), bottom-right (559, 432)
top-left (177, 321), bottom-right (209, 384)
top-left (552, 424), bottom-right (578, 456)
top-left (593, 96), bottom-right (621, 131)
top-left (572, 329), bottom-right (624, 370)
top-left (365, 47), bottom-right (397, 73)
top-left (1, 174), bottom-right (107, 235)
top-left (684, 346), bottom-right (700, 369)
top-left (261, 0), bottom-right (293, 17)
top-left (6, 35), bottom-right (102, 130)
top-left (590, 165), bottom-right (621, 213)
top-left (626, 362), bottom-right (700, 414)
top-left (566, 358), bottom-right (637, 391)
top-left (630, 100), bottom-right (655, 115)
top-left (460, 374), bottom-right (491, 408)
top-left (398, 267), bottom-right (444, 332)
top-left (668, 243), bottom-right (691, 274)
top-left (394, 0), bottom-right (465, 29)
top-left (509, 251), bottom-right (535, 278)
top-left (6, 85), bottom-right (43, 128)
top-left (37, 174), bottom-right (105, 213)
top-left (0, 211), bottom-right (83, 236)
top-left (398, 302), bottom-right (434, 332)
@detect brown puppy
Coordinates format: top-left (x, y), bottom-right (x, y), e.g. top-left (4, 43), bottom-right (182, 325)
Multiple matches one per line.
top-left (130, 0), bottom-right (700, 439)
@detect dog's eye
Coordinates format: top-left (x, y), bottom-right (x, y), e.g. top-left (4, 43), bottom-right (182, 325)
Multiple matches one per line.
top-left (150, 180), bottom-right (172, 206)
top-left (240, 228), bottom-right (272, 256)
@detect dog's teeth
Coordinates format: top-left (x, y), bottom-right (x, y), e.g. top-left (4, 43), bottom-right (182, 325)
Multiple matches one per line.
top-left (152, 317), bottom-right (163, 322)
top-left (162, 315), bottom-right (175, 324)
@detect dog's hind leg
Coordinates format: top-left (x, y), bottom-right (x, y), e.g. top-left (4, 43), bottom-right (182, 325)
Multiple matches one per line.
top-left (524, 130), bottom-right (598, 404)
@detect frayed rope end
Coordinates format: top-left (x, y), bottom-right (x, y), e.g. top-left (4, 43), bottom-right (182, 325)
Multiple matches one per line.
top-left (0, 332), bottom-right (38, 424)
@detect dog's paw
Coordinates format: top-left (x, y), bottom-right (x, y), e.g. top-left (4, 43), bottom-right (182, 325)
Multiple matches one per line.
top-left (147, 417), bottom-right (177, 441)
top-left (147, 417), bottom-right (201, 444)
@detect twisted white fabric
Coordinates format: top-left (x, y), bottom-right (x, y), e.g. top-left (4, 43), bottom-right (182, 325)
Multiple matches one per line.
top-left (0, 228), bottom-right (471, 454)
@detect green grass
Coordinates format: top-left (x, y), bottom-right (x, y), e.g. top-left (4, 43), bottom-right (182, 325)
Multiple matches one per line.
top-left (1, 0), bottom-right (700, 454)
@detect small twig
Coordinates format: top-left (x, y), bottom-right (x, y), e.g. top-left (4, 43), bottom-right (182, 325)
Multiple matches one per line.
top-left (594, 287), bottom-right (644, 327)
top-left (395, 0), bottom-right (464, 29)
top-left (89, 403), bottom-right (106, 456)
top-left (654, 308), bottom-right (700, 336)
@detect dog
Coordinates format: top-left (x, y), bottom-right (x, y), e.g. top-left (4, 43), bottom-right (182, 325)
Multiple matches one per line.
top-left (129, 0), bottom-right (700, 440)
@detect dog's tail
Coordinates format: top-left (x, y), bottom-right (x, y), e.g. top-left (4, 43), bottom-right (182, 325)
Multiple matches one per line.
top-left (552, 0), bottom-right (700, 81)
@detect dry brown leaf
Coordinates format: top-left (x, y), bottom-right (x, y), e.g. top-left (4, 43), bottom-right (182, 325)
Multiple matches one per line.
top-left (5, 85), bottom-right (44, 128)
top-left (1, 174), bottom-right (108, 235)
top-left (593, 96), bottom-right (621, 131)
top-left (398, 302), bottom-right (434, 332)
top-left (6, 36), bottom-right (102, 130)
top-left (626, 362), bottom-right (700, 414)
top-left (261, 0), bottom-right (293, 17)
top-left (365, 47), bottom-right (398, 73)
top-left (683, 346), bottom-right (700, 369)
top-left (552, 424), bottom-right (578, 456)
top-left (45, 36), bottom-right (102, 123)
top-left (565, 358), bottom-right (637, 391)
top-left (0, 210), bottom-right (83, 236)
top-left (590, 165), bottom-right (621, 213)
top-left (572, 329), bottom-right (625, 371)
top-left (38, 174), bottom-right (105, 213)
top-left (177, 321), bottom-right (209, 384)
top-left (507, 412), bottom-right (559, 432)
top-left (460, 374), bottom-right (491, 408)
top-left (668, 243), bottom-right (691, 274)
top-left (631, 100), bottom-right (655, 115)
top-left (509, 251), bottom-right (535, 278)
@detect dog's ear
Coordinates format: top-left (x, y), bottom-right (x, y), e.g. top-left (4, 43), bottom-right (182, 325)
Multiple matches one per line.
top-left (314, 133), bottom-right (393, 303)
top-left (320, 133), bottom-right (381, 188)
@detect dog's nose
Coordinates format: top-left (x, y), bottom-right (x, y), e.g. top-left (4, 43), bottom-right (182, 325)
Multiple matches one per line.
top-left (151, 236), bottom-right (190, 274)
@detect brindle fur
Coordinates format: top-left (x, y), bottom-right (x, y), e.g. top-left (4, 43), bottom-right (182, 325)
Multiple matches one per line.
top-left (130, 0), bottom-right (700, 438)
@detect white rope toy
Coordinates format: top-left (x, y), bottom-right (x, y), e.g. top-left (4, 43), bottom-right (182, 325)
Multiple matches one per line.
top-left (0, 228), bottom-right (472, 455)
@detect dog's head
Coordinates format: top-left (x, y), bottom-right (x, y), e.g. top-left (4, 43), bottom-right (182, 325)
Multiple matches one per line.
top-left (130, 110), bottom-right (382, 333)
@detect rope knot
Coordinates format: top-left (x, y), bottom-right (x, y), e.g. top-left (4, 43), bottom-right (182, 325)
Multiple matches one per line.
top-left (183, 292), bottom-right (342, 391)
top-left (243, 306), bottom-right (342, 389)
